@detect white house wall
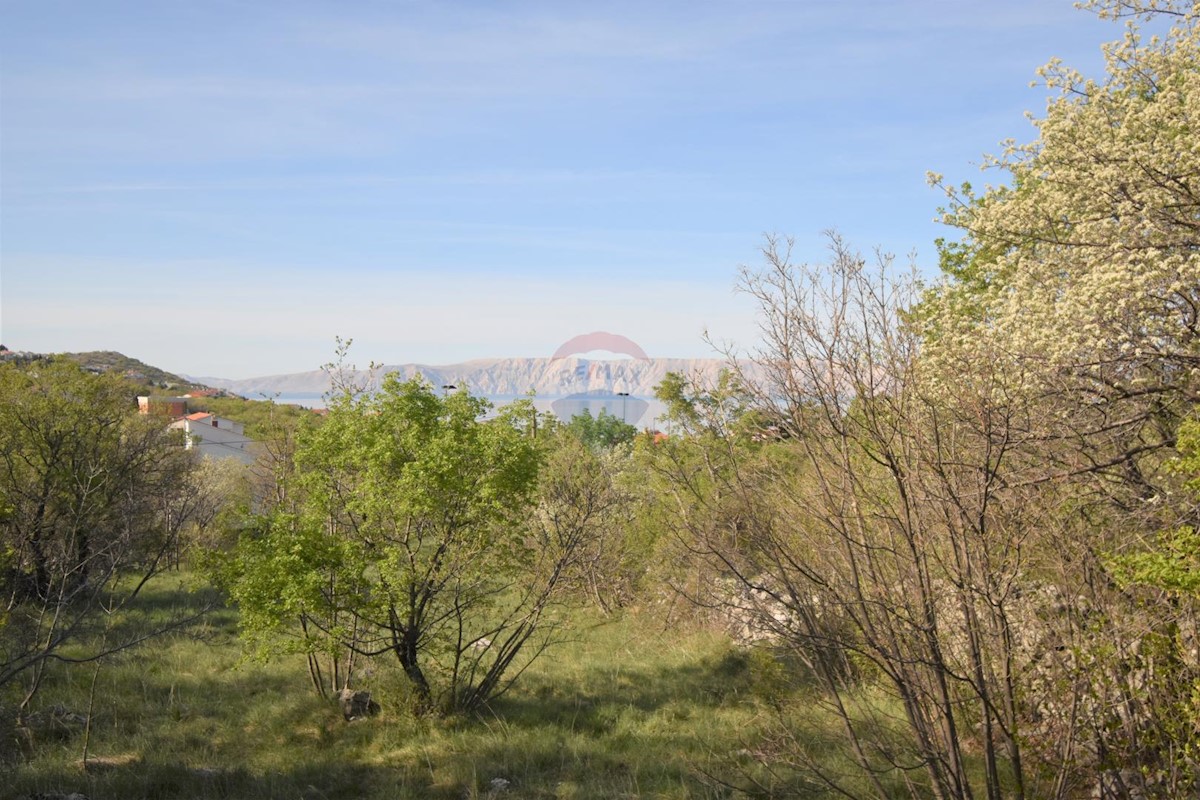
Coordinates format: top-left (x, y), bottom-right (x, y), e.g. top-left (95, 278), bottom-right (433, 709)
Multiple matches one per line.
top-left (170, 419), bottom-right (257, 465)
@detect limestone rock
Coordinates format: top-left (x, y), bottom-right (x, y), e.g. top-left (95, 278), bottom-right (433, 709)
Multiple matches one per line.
top-left (337, 689), bottom-right (380, 721)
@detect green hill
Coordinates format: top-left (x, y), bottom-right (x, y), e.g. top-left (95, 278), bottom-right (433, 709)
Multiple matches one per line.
top-left (59, 350), bottom-right (209, 392)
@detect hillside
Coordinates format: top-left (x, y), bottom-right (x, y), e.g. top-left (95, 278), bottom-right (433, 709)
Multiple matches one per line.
top-left (59, 350), bottom-right (210, 392)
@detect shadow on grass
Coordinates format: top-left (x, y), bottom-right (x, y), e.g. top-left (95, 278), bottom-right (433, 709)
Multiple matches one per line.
top-left (489, 647), bottom-right (757, 727)
top-left (13, 575), bottom-right (852, 799)
top-left (466, 644), bottom-right (856, 798)
top-left (12, 759), bottom-right (448, 800)
top-left (432, 648), bottom-right (766, 796)
top-left (104, 578), bottom-right (236, 644)
top-left (14, 642), bottom-right (758, 799)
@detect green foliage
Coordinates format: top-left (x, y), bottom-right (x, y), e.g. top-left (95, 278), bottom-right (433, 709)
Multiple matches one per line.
top-left (1110, 527), bottom-right (1200, 596)
top-left (1109, 416), bottom-right (1200, 597)
top-left (654, 369), bottom-right (760, 441)
top-left (9, 573), bottom-right (871, 800)
top-left (186, 394), bottom-right (314, 441)
top-left (563, 408), bottom-right (637, 450)
top-left (635, 372), bottom-right (792, 627)
top-left (0, 359), bottom-right (200, 696)
top-left (221, 375), bottom-right (555, 712)
top-left (1176, 415), bottom-right (1200, 495)
top-left (58, 350), bottom-right (206, 392)
top-left (534, 431), bottom-right (644, 613)
top-left (215, 511), bottom-right (355, 663)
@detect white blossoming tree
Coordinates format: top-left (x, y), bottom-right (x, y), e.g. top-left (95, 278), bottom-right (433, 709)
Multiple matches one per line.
top-left (927, 0), bottom-right (1198, 409)
top-left (920, 3), bottom-right (1200, 795)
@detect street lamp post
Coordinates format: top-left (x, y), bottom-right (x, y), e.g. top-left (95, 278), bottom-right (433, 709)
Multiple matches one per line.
top-left (616, 392), bottom-right (630, 424)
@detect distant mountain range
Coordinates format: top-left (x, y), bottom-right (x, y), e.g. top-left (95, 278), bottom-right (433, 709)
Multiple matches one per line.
top-left (189, 357), bottom-right (737, 399)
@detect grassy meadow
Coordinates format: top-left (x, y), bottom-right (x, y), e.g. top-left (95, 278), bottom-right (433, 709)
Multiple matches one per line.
top-left (5, 574), bottom-right (869, 799)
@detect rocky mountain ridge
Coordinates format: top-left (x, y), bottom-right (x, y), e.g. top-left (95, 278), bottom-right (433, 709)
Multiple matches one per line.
top-left (191, 357), bottom-right (737, 398)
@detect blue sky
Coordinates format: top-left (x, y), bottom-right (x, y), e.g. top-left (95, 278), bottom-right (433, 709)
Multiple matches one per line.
top-left (2, 1), bottom-right (1117, 378)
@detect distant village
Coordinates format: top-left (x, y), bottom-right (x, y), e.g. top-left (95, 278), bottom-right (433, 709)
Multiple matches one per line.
top-left (2, 345), bottom-right (263, 465)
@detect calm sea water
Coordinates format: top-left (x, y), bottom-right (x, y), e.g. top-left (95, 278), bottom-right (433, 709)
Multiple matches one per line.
top-left (271, 393), bottom-right (668, 429)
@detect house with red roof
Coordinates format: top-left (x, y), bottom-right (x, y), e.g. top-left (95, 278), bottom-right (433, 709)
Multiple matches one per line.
top-left (169, 412), bottom-right (255, 464)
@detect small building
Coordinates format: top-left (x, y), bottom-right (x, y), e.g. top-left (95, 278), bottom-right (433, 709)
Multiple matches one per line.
top-left (137, 395), bottom-right (188, 417)
top-left (169, 413), bottom-right (256, 464)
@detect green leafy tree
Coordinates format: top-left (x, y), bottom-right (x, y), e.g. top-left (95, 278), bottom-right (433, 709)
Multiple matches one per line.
top-left (1110, 415), bottom-right (1200, 594)
top-left (0, 360), bottom-right (202, 703)
top-left (655, 369), bottom-right (759, 440)
top-left (223, 375), bottom-right (593, 713)
top-left (564, 408), bottom-right (637, 450)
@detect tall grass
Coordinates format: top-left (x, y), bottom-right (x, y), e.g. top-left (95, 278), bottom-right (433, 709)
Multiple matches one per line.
top-left (7, 574), bottom-right (875, 799)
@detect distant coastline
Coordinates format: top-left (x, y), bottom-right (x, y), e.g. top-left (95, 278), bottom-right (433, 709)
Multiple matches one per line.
top-left (270, 391), bottom-right (668, 428)
top-left (264, 392), bottom-right (326, 408)
top-left (193, 356), bottom-right (738, 428)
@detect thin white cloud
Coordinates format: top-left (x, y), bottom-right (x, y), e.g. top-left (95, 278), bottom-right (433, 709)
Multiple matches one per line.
top-left (21, 168), bottom-right (714, 196)
top-left (0, 0), bottom-right (1123, 378)
top-left (1, 253), bottom-right (758, 377)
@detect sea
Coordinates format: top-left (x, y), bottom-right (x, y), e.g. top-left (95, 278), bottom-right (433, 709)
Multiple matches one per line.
top-left (271, 393), bottom-right (670, 430)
